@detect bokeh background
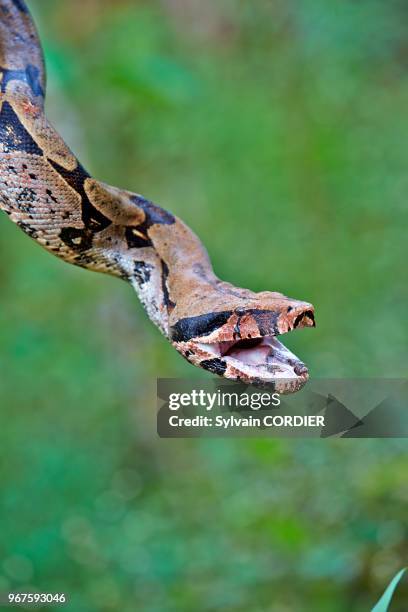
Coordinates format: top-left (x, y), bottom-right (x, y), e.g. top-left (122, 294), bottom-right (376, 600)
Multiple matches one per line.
top-left (0, 0), bottom-right (407, 610)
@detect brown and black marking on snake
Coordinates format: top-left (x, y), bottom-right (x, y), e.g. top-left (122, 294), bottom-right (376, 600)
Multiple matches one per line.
top-left (134, 261), bottom-right (154, 285)
top-left (47, 158), bottom-right (112, 251)
top-left (9, 0), bottom-right (28, 13)
top-left (0, 63), bottom-right (43, 96)
top-left (0, 0), bottom-right (316, 392)
top-left (0, 100), bottom-right (41, 153)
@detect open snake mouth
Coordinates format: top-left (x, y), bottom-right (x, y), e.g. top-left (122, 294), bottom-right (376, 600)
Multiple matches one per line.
top-left (220, 336), bottom-right (307, 376)
top-left (193, 334), bottom-right (308, 391)
top-left (172, 305), bottom-right (315, 393)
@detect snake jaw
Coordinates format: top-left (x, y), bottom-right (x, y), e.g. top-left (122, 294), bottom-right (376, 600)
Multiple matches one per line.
top-left (175, 335), bottom-right (309, 392)
top-left (171, 302), bottom-right (315, 393)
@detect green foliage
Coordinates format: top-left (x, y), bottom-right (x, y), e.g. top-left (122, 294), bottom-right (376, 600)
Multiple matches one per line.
top-left (0, 1), bottom-right (407, 610)
top-left (372, 569), bottom-right (406, 612)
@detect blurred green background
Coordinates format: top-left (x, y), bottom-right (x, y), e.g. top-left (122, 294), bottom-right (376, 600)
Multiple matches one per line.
top-left (0, 0), bottom-right (407, 610)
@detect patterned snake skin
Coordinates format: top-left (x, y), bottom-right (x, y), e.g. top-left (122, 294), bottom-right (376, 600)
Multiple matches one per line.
top-left (0, 0), bottom-right (315, 393)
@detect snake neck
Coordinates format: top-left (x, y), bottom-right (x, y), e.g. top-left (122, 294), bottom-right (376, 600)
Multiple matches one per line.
top-left (124, 210), bottom-right (221, 339)
top-left (137, 213), bottom-right (281, 338)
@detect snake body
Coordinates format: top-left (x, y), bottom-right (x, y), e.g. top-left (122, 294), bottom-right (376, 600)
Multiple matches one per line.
top-left (0, 0), bottom-right (315, 392)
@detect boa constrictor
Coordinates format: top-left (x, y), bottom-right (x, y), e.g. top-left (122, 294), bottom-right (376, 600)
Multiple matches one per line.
top-left (0, 0), bottom-right (315, 393)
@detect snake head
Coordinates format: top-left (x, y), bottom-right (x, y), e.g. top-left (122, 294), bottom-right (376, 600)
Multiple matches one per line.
top-left (169, 291), bottom-right (315, 394)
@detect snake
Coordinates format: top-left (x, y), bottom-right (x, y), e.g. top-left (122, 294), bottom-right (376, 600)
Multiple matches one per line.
top-left (0, 0), bottom-right (315, 393)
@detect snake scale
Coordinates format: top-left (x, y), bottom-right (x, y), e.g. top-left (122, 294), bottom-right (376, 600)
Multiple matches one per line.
top-left (0, 0), bottom-right (315, 393)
